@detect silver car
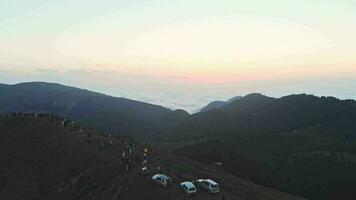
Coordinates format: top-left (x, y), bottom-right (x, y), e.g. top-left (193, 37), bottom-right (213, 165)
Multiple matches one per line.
top-left (180, 181), bottom-right (197, 196)
top-left (196, 179), bottom-right (220, 193)
top-left (152, 174), bottom-right (172, 187)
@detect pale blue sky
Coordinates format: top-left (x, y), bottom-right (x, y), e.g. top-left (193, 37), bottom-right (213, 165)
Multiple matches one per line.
top-left (1, 0), bottom-right (356, 112)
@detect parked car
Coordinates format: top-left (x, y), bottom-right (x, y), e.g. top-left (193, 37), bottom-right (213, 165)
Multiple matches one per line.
top-left (152, 174), bottom-right (172, 187)
top-left (180, 181), bottom-right (197, 196)
top-left (195, 179), bottom-right (220, 193)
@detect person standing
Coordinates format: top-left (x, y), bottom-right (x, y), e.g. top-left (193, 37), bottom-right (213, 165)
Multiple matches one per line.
top-left (121, 151), bottom-right (126, 164)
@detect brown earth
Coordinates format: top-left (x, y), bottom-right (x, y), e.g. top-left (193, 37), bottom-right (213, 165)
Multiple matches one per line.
top-left (0, 117), bottom-right (307, 200)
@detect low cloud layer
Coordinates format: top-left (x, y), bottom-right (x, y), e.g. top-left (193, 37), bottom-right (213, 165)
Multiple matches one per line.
top-left (1, 69), bottom-right (356, 113)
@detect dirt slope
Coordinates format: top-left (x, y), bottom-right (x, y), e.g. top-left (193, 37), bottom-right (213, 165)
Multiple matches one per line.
top-left (0, 116), bottom-right (307, 200)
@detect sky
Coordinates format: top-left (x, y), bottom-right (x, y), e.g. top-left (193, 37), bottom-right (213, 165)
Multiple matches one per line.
top-left (0, 0), bottom-right (356, 112)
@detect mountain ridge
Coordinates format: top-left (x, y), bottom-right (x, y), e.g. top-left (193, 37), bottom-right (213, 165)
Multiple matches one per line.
top-left (164, 94), bottom-right (356, 200)
top-left (0, 82), bottom-right (185, 139)
top-left (2, 81), bottom-right (356, 199)
top-left (200, 95), bottom-right (242, 112)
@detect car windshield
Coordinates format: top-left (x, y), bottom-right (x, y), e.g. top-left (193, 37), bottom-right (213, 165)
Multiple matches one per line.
top-left (211, 184), bottom-right (219, 189)
top-left (189, 188), bottom-right (196, 192)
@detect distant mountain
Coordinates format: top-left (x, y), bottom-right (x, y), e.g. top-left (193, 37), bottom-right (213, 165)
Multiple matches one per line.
top-left (164, 93), bottom-right (356, 199)
top-left (3, 82), bottom-right (356, 199)
top-left (200, 96), bottom-right (242, 112)
top-left (0, 82), bottom-right (188, 138)
top-left (166, 93), bottom-right (356, 140)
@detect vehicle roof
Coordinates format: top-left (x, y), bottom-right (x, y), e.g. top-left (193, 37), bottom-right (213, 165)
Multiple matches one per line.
top-left (152, 174), bottom-right (161, 179)
top-left (198, 179), bottom-right (218, 185)
top-left (152, 174), bottom-right (170, 180)
top-left (206, 179), bottom-right (218, 185)
top-left (180, 181), bottom-right (196, 189)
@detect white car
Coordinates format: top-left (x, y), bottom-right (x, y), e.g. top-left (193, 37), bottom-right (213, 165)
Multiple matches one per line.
top-left (180, 181), bottom-right (197, 196)
top-left (196, 179), bottom-right (220, 193)
top-left (152, 174), bottom-right (172, 187)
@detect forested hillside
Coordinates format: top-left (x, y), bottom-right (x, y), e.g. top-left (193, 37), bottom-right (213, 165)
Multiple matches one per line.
top-left (167, 94), bottom-right (356, 199)
top-left (0, 82), bottom-right (187, 139)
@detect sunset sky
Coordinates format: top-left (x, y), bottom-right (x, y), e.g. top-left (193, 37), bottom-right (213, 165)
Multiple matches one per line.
top-left (1, 0), bottom-right (356, 112)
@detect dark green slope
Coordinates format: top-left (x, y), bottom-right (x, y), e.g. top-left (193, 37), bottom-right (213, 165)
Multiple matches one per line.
top-left (200, 95), bottom-right (242, 112)
top-left (166, 93), bottom-right (356, 140)
top-left (167, 94), bottom-right (356, 199)
top-left (0, 82), bottom-right (187, 138)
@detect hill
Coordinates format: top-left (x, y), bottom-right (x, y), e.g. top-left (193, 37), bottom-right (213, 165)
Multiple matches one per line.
top-left (200, 96), bottom-right (242, 112)
top-left (161, 94), bottom-right (356, 199)
top-left (0, 82), bottom-right (187, 139)
top-left (2, 82), bottom-right (356, 199)
top-left (0, 115), bottom-right (306, 200)
top-left (165, 93), bottom-right (356, 140)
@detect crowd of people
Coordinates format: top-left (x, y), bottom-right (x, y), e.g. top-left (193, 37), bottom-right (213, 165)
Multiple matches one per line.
top-left (5, 112), bottom-right (114, 148)
top-left (3, 112), bottom-right (150, 171)
top-left (1, 112), bottom-right (229, 199)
